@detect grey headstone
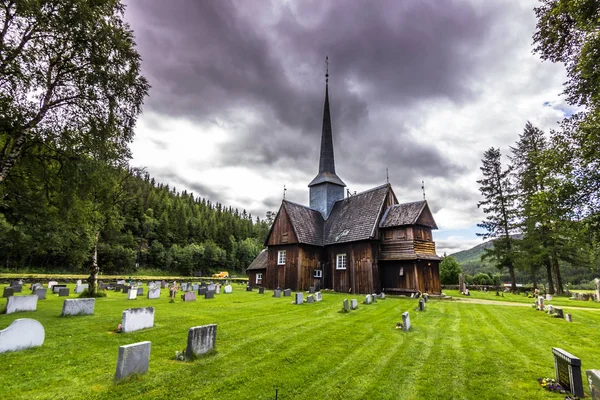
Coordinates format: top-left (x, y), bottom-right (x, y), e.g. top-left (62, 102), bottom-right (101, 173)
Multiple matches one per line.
top-left (76, 280), bottom-right (82, 285)
top-left (182, 292), bottom-right (196, 302)
top-left (295, 293), bottom-right (303, 304)
top-left (410, 293), bottom-right (415, 298)
top-left (207, 284), bottom-right (216, 292)
top-left (586, 369), bottom-right (600, 400)
top-left (192, 284), bottom-right (199, 291)
top-left (224, 285), bottom-right (233, 294)
top-left (128, 290), bottom-right (137, 300)
top-left (553, 347), bottom-right (584, 398)
top-left (365, 295), bottom-right (372, 304)
top-left (258, 287), bottom-right (265, 294)
top-left (5, 295), bottom-right (38, 314)
top-left (115, 341), bottom-right (151, 380)
top-left (554, 307), bottom-right (564, 319)
top-left (11, 284), bottom-right (22, 293)
top-left (283, 289), bottom-right (291, 297)
top-left (74, 284), bottom-right (89, 294)
top-left (198, 286), bottom-right (208, 295)
top-left (3, 287), bottom-right (14, 298)
top-left (52, 284), bottom-right (66, 293)
top-left (61, 298), bottom-right (95, 316)
top-left (402, 311), bottom-right (411, 331)
top-left (186, 324), bottom-right (217, 360)
top-left (538, 296), bottom-right (545, 311)
top-left (309, 286), bottom-right (316, 294)
top-left (58, 288), bottom-right (69, 297)
top-left (372, 293), bottom-right (377, 303)
top-left (350, 299), bottom-right (358, 310)
top-left (419, 298), bottom-right (425, 311)
top-left (215, 285), bottom-right (220, 294)
top-left (205, 290), bottom-right (215, 299)
top-left (343, 299), bottom-right (349, 312)
top-left (122, 286), bottom-right (130, 294)
top-left (147, 288), bottom-right (161, 299)
top-left (246, 285), bottom-right (252, 292)
top-left (0, 318), bottom-right (45, 353)
top-left (381, 292), bottom-right (386, 300)
top-left (273, 290), bottom-right (281, 298)
top-left (122, 307), bottom-right (155, 333)
top-left (315, 292), bottom-right (322, 302)
top-left (30, 283), bottom-right (43, 292)
top-left (136, 287), bottom-right (143, 296)
top-left (115, 285), bottom-right (122, 293)
top-left (116, 280), bottom-right (126, 285)
top-left (307, 295), bottom-right (315, 303)
top-left (161, 280), bottom-right (167, 289)
top-left (34, 288), bottom-right (47, 300)
top-left (181, 283), bottom-right (188, 291)
top-left (47, 281), bottom-right (58, 290)
top-left (566, 313), bottom-right (573, 322)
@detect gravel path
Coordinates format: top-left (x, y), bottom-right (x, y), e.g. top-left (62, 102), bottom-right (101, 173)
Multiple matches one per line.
top-left (451, 297), bottom-right (600, 311)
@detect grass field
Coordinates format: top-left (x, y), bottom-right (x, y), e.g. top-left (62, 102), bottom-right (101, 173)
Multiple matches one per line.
top-left (1, 283), bottom-right (599, 399)
top-left (445, 289), bottom-right (600, 309)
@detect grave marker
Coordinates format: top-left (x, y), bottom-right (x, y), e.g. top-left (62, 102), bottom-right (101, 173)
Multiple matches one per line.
top-left (61, 299), bottom-right (95, 316)
top-left (307, 295), bottom-right (315, 303)
top-left (74, 284), bottom-right (89, 294)
top-left (246, 285), bottom-right (252, 292)
top-left (147, 288), bottom-right (161, 299)
top-left (34, 288), bottom-right (47, 300)
top-left (122, 307), bottom-right (155, 333)
top-left (554, 307), bottom-right (564, 319)
top-left (186, 324), bottom-right (217, 360)
top-left (350, 299), bottom-right (358, 310)
top-left (315, 292), bottom-right (322, 302)
top-left (198, 286), bottom-right (208, 295)
top-left (258, 287), bottom-right (265, 294)
top-left (58, 288), bottom-right (69, 297)
top-left (419, 298), bottom-right (425, 311)
top-left (115, 341), bottom-right (151, 380)
top-left (566, 313), bottom-right (573, 322)
top-left (5, 295), bottom-right (38, 314)
top-left (0, 318), bottom-right (45, 353)
top-left (552, 347), bottom-right (584, 398)
top-left (343, 299), bottom-right (349, 312)
top-left (137, 287), bottom-right (143, 296)
top-left (224, 285), bottom-right (233, 294)
top-left (586, 370), bottom-right (600, 400)
top-left (402, 312), bottom-right (411, 331)
top-left (205, 290), bottom-right (215, 299)
top-left (273, 289), bottom-right (281, 298)
top-left (127, 290), bottom-right (137, 300)
top-left (283, 289), bottom-right (291, 297)
top-left (381, 292), bottom-right (386, 300)
top-left (309, 286), bottom-right (316, 294)
top-left (295, 293), bottom-right (303, 304)
top-left (3, 287), bottom-right (14, 298)
top-left (47, 281), bottom-right (58, 290)
top-left (365, 295), bottom-right (372, 305)
top-left (182, 292), bottom-right (196, 302)
top-left (11, 284), bottom-right (22, 293)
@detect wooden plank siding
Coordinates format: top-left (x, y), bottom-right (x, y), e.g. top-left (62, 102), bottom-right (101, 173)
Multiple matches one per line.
top-left (265, 245), bottom-right (298, 289)
top-left (247, 270), bottom-right (266, 288)
top-left (379, 260), bottom-right (441, 294)
top-left (326, 241), bottom-right (379, 294)
top-left (267, 206), bottom-right (298, 246)
top-left (298, 245), bottom-right (324, 291)
top-left (379, 226), bottom-right (436, 260)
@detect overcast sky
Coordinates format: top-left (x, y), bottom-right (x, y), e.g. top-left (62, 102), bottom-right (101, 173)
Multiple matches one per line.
top-left (123, 0), bottom-right (572, 255)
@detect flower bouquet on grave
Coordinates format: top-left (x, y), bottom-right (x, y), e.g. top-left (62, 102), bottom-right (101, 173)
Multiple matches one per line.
top-left (537, 377), bottom-right (567, 394)
top-left (174, 348), bottom-right (186, 361)
top-left (116, 323), bottom-right (122, 333)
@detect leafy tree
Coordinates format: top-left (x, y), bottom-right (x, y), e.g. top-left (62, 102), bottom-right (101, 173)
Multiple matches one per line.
top-left (0, 0), bottom-right (149, 183)
top-left (477, 147), bottom-right (519, 291)
top-left (439, 256), bottom-right (462, 284)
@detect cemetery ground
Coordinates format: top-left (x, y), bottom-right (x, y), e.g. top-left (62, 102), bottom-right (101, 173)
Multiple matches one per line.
top-left (2, 285), bottom-right (600, 399)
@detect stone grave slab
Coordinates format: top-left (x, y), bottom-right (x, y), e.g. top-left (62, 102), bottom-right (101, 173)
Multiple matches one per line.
top-left (283, 289), bottom-right (291, 297)
top-left (34, 288), bottom-right (47, 300)
top-left (350, 299), bottom-right (358, 310)
top-left (122, 286), bottom-right (130, 294)
top-left (381, 292), bottom-right (386, 300)
top-left (419, 298), bottom-right (425, 311)
top-left (181, 283), bottom-right (188, 291)
top-left (122, 307), bottom-right (155, 333)
top-left (5, 295), bottom-right (38, 314)
top-left (258, 287), bottom-right (265, 294)
top-left (343, 299), bottom-right (349, 312)
top-left (115, 285), bottom-right (122, 293)
top-left (147, 288), bottom-right (160, 299)
top-left (198, 286), bottom-right (208, 295)
top-left (205, 290), bottom-right (215, 299)
top-left (47, 281), bottom-right (58, 290)
top-left (365, 295), bottom-right (372, 305)
top-left (554, 307), bottom-right (564, 319)
top-left (74, 284), bottom-right (89, 294)
top-left (586, 369), bottom-right (600, 400)
top-left (566, 313), bottom-right (573, 322)
top-left (207, 284), bottom-right (216, 292)
top-left (3, 287), bottom-right (14, 298)
top-left (309, 286), bottom-right (316, 294)
top-left (53, 284), bottom-right (66, 293)
top-left (76, 280), bottom-right (82, 285)
top-left (402, 312), bottom-right (411, 331)
top-left (182, 292), bottom-right (196, 302)
top-left (62, 298), bottom-right (95, 316)
top-left (137, 287), bottom-right (143, 296)
top-left (161, 280), bottom-right (167, 289)
top-left (0, 318), bottom-right (45, 353)
top-left (273, 289), bottom-right (281, 298)
top-left (246, 285), bottom-right (252, 291)
top-left (186, 324), bottom-right (217, 360)
top-left (192, 284), bottom-right (199, 291)
top-left (224, 285), bottom-right (232, 294)
top-left (30, 283), bottom-right (43, 292)
top-left (115, 341), bottom-right (151, 380)
top-left (215, 285), bottom-right (220, 294)
top-left (127, 290), bottom-right (137, 300)
top-left (11, 284), bottom-right (22, 293)
top-left (315, 292), bottom-right (322, 302)
top-left (372, 293), bottom-right (377, 303)
top-left (307, 295), bottom-right (315, 303)
top-left (295, 293), bottom-right (303, 304)
top-left (553, 347), bottom-right (583, 398)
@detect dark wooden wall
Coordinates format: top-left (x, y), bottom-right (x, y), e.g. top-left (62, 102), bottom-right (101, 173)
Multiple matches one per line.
top-left (325, 241), bottom-right (379, 294)
top-left (265, 245), bottom-right (298, 289)
top-left (267, 206), bottom-right (298, 246)
top-left (298, 245), bottom-right (323, 291)
top-left (380, 226), bottom-right (436, 260)
top-left (379, 260), bottom-right (441, 294)
top-left (247, 269), bottom-right (266, 288)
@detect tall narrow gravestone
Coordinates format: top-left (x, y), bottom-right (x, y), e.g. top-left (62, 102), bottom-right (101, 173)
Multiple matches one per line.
top-left (552, 348), bottom-right (584, 398)
top-left (350, 299), bottom-right (358, 310)
top-left (586, 370), bottom-right (600, 400)
top-left (459, 273), bottom-right (465, 293)
top-left (343, 299), bottom-right (349, 312)
top-left (115, 341), bottom-right (151, 380)
top-left (402, 312), bottom-right (411, 331)
top-left (0, 318), bottom-right (45, 353)
top-left (419, 298), bottom-right (425, 311)
top-left (186, 324), bottom-right (217, 360)
top-left (365, 295), bottom-right (372, 305)
top-left (295, 293), bottom-right (303, 304)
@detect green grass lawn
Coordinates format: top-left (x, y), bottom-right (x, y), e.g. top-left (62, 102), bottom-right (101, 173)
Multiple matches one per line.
top-left (445, 289), bottom-right (600, 309)
top-left (1, 284), bottom-right (599, 399)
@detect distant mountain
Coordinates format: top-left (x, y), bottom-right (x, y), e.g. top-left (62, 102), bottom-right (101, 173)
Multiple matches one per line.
top-left (449, 234), bottom-right (523, 275)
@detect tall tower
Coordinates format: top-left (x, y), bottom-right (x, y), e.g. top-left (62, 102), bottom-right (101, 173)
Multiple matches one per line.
top-left (308, 58), bottom-right (345, 218)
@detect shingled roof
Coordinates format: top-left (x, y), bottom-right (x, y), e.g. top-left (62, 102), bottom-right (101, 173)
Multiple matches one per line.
top-left (283, 201), bottom-right (324, 246)
top-left (323, 184), bottom-right (392, 245)
top-left (379, 200), bottom-right (438, 229)
top-left (246, 249), bottom-right (267, 271)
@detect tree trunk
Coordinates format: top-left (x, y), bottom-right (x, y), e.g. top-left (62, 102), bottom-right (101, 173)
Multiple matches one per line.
top-left (531, 272), bottom-right (538, 290)
top-left (88, 231), bottom-right (100, 296)
top-left (0, 131), bottom-right (28, 184)
top-left (545, 259), bottom-right (555, 294)
top-left (552, 256), bottom-right (563, 295)
top-left (508, 263), bottom-right (517, 292)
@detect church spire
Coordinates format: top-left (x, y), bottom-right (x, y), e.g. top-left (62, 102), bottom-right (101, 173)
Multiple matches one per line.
top-left (319, 57), bottom-right (335, 174)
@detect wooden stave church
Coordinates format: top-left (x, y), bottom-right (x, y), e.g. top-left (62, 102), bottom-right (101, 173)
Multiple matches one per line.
top-left (247, 71), bottom-right (442, 295)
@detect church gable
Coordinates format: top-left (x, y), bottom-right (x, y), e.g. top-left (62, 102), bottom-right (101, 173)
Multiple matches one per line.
top-left (265, 203), bottom-right (299, 246)
top-left (264, 201), bottom-right (323, 247)
top-left (379, 200), bottom-right (438, 229)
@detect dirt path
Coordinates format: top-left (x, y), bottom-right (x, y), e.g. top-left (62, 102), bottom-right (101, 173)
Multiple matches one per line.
top-left (451, 297), bottom-right (600, 311)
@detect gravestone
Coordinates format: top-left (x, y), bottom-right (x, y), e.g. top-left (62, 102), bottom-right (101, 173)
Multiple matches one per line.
top-left (61, 298), bottom-right (95, 316)
top-left (273, 289), bottom-right (281, 298)
top-left (207, 284), bottom-right (216, 292)
top-left (58, 288), bottom-right (69, 297)
top-left (52, 284), bottom-right (66, 293)
top-left (11, 284), bottom-right (22, 293)
top-left (161, 280), bottom-right (167, 289)
top-left (47, 281), bottom-right (58, 290)
top-left (115, 285), bottom-right (122, 293)
top-left (372, 294), bottom-right (377, 303)
top-left (381, 292), bottom-right (386, 300)
top-left (538, 296), bottom-right (544, 311)
top-left (5, 295), bottom-right (38, 314)
top-left (215, 285), bottom-right (220, 294)
top-left (122, 307), bottom-right (155, 333)
top-left (365, 295), bottom-right (372, 305)
top-left (117, 280), bottom-right (126, 285)
top-left (147, 288), bottom-right (160, 299)
top-left (11, 280), bottom-right (22, 286)
top-left (205, 290), bottom-right (215, 299)
top-left (181, 283), bottom-right (188, 291)
top-left (566, 313), bottom-right (573, 322)
top-left (315, 292), bottom-right (322, 302)
top-left (419, 298), bottom-right (425, 311)
top-left (586, 370), bottom-right (600, 400)
top-left (30, 283), bottom-right (43, 292)
top-left (3, 287), bottom-right (14, 298)
top-left (595, 279), bottom-right (600, 303)
top-left (137, 287), bottom-right (143, 296)
top-left (459, 273), bottom-right (465, 293)
top-left (115, 341), bottom-right (151, 380)
top-left (198, 286), bottom-right (208, 295)
top-left (295, 293), bottom-right (303, 304)
top-left (307, 295), bottom-right (315, 303)
top-left (34, 288), bottom-right (47, 300)
top-left (546, 294), bottom-right (553, 301)
top-left (351, 299), bottom-right (358, 310)
top-left (246, 285), bottom-right (252, 292)
top-left (186, 324), bottom-right (217, 360)
top-left (224, 285), bottom-right (233, 294)
top-left (402, 312), bottom-right (411, 331)
top-left (258, 287), bottom-right (265, 294)
top-left (410, 293), bottom-right (415, 298)
top-left (552, 347), bottom-right (584, 398)
top-left (547, 305), bottom-right (554, 315)
top-left (283, 289), bottom-right (291, 297)
top-left (343, 299), bottom-right (349, 312)
top-left (0, 318), bottom-right (45, 353)
top-left (182, 292), bottom-right (196, 302)
top-left (74, 284), bottom-right (89, 294)
top-left (127, 290), bottom-right (137, 300)
top-left (192, 284), bottom-right (199, 291)
top-left (309, 286), bottom-right (316, 294)
top-left (122, 286), bottom-right (130, 294)
top-left (554, 307), bottom-right (564, 319)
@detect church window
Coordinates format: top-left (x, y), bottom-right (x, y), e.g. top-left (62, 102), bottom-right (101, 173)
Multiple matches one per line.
top-left (256, 273), bottom-right (262, 284)
top-left (336, 254), bottom-right (347, 270)
top-left (277, 250), bottom-right (286, 265)
top-left (314, 269), bottom-right (322, 278)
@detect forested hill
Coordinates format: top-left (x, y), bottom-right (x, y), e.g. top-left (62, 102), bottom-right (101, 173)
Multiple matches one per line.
top-left (450, 235), bottom-right (522, 276)
top-left (0, 149), bottom-right (270, 276)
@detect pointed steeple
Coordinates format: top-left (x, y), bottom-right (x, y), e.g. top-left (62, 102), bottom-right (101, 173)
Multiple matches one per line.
top-left (309, 57), bottom-right (345, 218)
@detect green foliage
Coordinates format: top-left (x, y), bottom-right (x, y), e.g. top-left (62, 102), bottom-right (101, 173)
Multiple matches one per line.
top-left (78, 289), bottom-right (107, 298)
top-left (471, 272), bottom-right (494, 286)
top-left (439, 256), bottom-right (462, 284)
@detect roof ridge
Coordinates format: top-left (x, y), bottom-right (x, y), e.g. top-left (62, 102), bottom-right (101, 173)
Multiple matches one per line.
top-left (283, 199), bottom-right (323, 213)
top-left (331, 183), bottom-right (390, 207)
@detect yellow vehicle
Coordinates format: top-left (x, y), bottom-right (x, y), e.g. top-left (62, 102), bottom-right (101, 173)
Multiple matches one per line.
top-left (211, 271), bottom-right (229, 279)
